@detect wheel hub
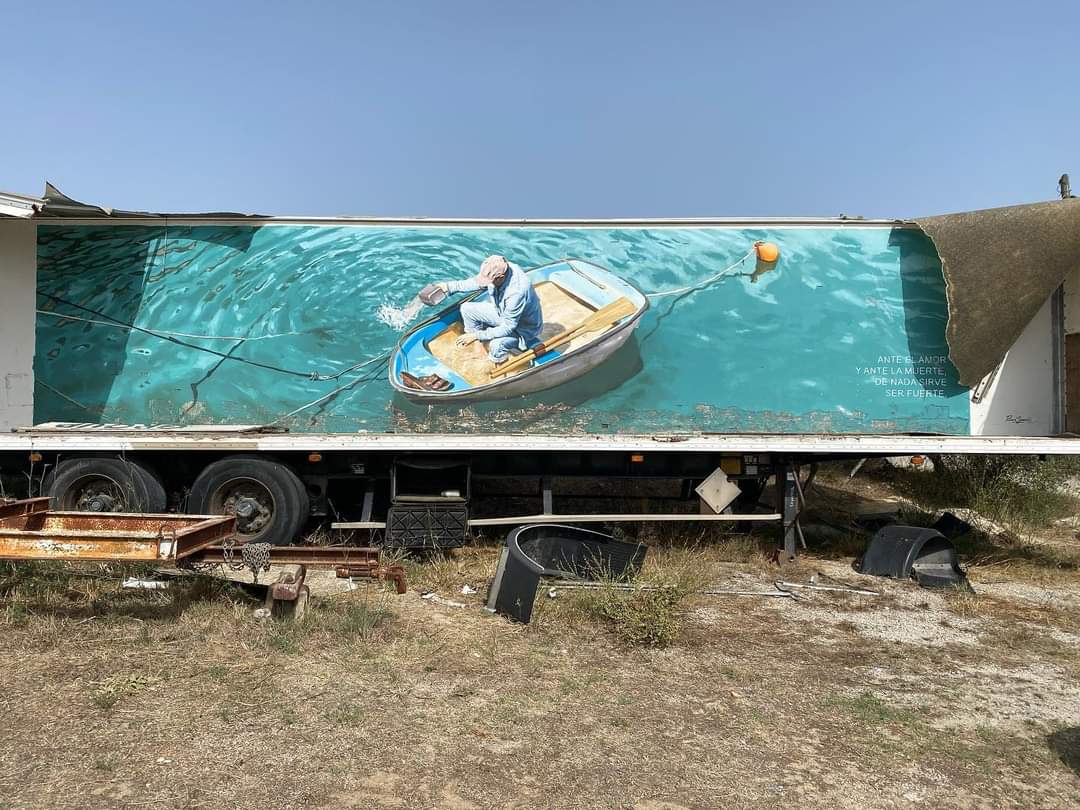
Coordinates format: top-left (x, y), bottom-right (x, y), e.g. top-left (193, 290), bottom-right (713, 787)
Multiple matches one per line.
top-left (72, 479), bottom-right (125, 513)
top-left (87, 494), bottom-right (116, 512)
top-left (217, 482), bottom-right (274, 537)
top-left (234, 497), bottom-right (259, 519)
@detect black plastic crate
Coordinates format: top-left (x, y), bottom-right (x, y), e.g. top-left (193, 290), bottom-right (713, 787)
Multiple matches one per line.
top-left (385, 502), bottom-right (469, 549)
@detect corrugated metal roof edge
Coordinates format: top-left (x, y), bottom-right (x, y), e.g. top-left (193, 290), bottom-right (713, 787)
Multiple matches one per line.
top-left (0, 190), bottom-right (46, 219)
top-left (0, 182), bottom-right (907, 225)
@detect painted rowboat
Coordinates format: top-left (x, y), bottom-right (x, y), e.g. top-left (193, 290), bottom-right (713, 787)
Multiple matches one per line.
top-left (389, 259), bottom-right (649, 403)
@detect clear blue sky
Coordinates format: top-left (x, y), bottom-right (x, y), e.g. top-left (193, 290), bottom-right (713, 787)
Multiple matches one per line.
top-left (2, 1), bottom-right (1077, 218)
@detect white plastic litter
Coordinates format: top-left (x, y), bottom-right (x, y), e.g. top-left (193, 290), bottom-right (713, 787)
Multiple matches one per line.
top-left (421, 592), bottom-right (465, 608)
top-left (122, 578), bottom-right (169, 590)
top-left (461, 584), bottom-right (477, 595)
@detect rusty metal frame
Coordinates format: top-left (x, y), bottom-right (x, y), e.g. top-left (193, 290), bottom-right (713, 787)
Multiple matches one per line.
top-left (193, 544), bottom-right (407, 591)
top-left (190, 544), bottom-right (383, 566)
top-left (0, 498), bottom-right (406, 592)
top-left (0, 499), bottom-right (235, 562)
top-left (0, 497), bottom-right (51, 520)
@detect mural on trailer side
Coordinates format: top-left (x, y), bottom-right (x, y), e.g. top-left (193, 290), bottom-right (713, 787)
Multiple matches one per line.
top-left (33, 223), bottom-right (970, 435)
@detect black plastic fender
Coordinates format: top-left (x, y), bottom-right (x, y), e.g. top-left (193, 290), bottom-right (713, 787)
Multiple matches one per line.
top-left (485, 524), bottom-right (647, 623)
top-left (855, 525), bottom-right (971, 591)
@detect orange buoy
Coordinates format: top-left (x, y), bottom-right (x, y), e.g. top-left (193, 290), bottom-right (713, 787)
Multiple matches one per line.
top-left (754, 241), bottom-right (780, 263)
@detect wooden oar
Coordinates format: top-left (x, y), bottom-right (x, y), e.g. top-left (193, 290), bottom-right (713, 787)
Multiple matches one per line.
top-left (490, 296), bottom-right (637, 378)
top-left (489, 297), bottom-right (635, 379)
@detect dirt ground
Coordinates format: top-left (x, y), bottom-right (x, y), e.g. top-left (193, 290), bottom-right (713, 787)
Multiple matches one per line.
top-left (1, 467), bottom-right (1079, 809)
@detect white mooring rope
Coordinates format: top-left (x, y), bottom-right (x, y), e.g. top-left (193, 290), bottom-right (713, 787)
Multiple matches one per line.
top-left (644, 247), bottom-right (756, 298)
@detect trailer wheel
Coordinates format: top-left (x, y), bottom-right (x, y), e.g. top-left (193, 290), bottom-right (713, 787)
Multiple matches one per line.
top-left (137, 465), bottom-right (169, 512)
top-left (188, 457), bottom-right (308, 546)
top-left (47, 458), bottom-right (167, 513)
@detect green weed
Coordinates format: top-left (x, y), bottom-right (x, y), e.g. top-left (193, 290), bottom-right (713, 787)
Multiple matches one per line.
top-left (581, 584), bottom-right (686, 647)
top-left (826, 690), bottom-right (917, 726)
top-left (326, 699), bottom-right (366, 727)
top-left (335, 597), bottom-right (395, 640)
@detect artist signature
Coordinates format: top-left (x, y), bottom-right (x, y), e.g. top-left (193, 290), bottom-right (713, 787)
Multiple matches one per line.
top-left (1005, 414), bottom-right (1032, 424)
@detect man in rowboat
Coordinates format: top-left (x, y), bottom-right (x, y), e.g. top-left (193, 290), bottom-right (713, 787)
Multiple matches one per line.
top-left (436, 254), bottom-right (544, 369)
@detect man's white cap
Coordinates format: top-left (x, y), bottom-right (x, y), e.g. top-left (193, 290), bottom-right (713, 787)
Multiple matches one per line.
top-left (478, 255), bottom-right (510, 285)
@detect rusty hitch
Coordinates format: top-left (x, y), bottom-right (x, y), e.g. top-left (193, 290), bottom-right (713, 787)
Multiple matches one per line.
top-left (335, 561), bottom-right (408, 594)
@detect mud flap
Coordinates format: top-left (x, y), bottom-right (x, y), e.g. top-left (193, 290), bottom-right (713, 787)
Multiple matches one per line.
top-left (854, 525), bottom-right (972, 592)
top-left (485, 524), bottom-right (647, 623)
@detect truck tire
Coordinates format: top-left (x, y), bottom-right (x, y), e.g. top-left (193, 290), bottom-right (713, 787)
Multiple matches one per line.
top-left (136, 464), bottom-right (169, 513)
top-left (188, 457), bottom-right (308, 546)
top-left (47, 457), bottom-right (167, 513)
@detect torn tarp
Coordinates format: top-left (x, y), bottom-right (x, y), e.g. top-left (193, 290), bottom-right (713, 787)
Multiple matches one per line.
top-left (913, 198), bottom-right (1080, 387)
top-left (35, 182), bottom-right (262, 220)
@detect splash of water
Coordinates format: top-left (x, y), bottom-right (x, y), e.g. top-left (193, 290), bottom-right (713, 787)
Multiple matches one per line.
top-left (377, 295), bottom-right (424, 331)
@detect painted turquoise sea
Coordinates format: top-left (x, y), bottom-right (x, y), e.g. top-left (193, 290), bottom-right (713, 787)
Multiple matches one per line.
top-left (34, 223), bottom-right (969, 435)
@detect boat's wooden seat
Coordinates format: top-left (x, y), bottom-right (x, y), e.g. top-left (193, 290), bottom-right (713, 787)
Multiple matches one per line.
top-left (427, 280), bottom-right (599, 386)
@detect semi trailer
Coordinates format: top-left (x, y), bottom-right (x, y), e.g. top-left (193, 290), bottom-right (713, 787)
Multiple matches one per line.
top-left (0, 183), bottom-right (1077, 558)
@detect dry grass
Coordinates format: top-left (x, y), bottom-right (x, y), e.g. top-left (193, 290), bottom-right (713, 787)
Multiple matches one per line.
top-left (1, 491), bottom-right (1080, 807)
top-left (899, 456), bottom-right (1080, 528)
top-left (813, 461), bottom-right (1080, 587)
top-left (560, 550), bottom-right (709, 647)
top-left (942, 589), bottom-right (1079, 627)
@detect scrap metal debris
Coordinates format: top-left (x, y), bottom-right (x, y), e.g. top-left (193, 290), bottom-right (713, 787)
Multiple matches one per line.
top-left (775, 579), bottom-right (880, 596)
top-left (546, 569), bottom-right (883, 601)
top-left (545, 581), bottom-right (802, 600)
top-left (334, 558), bottom-right (408, 594)
top-left (262, 564), bottom-right (310, 620)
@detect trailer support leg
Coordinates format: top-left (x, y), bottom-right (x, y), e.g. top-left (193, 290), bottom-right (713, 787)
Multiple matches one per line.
top-left (777, 460), bottom-right (799, 562)
top-left (265, 564), bottom-right (310, 621)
